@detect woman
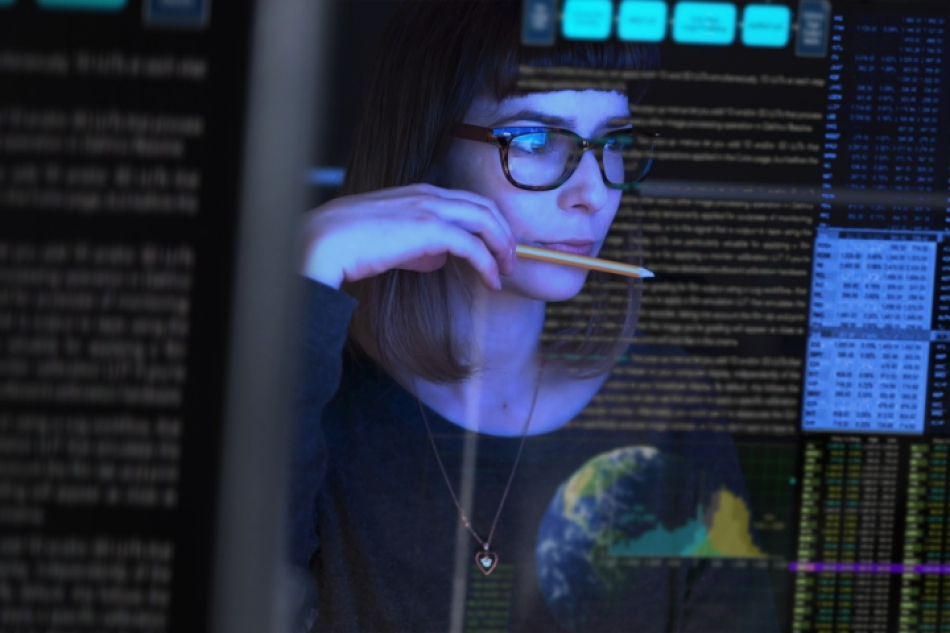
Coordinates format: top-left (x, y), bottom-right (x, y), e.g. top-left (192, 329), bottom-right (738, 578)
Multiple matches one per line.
top-left (293, 1), bottom-right (777, 631)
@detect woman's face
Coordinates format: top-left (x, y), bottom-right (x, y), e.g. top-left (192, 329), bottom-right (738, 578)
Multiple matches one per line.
top-left (439, 90), bottom-right (629, 302)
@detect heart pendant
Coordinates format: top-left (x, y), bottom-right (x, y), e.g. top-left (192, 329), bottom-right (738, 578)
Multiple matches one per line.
top-left (475, 549), bottom-right (498, 576)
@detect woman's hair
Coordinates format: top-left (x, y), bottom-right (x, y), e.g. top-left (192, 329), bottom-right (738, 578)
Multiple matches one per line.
top-left (340, 0), bottom-right (659, 384)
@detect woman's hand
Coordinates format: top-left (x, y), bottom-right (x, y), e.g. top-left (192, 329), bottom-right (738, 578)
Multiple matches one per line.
top-left (300, 183), bottom-right (517, 291)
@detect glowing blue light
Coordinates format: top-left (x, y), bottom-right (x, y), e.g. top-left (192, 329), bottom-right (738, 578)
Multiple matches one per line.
top-left (742, 5), bottom-right (791, 47)
top-left (672, 2), bottom-right (737, 46)
top-left (562, 0), bottom-right (614, 40)
top-left (618, 0), bottom-right (668, 42)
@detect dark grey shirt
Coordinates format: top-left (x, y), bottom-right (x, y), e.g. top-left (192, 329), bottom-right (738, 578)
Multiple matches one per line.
top-left (291, 279), bottom-right (779, 632)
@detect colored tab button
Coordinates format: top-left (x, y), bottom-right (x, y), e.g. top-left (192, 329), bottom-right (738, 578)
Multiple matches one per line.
top-left (38, 0), bottom-right (125, 9)
top-left (672, 2), bottom-right (737, 45)
top-left (796, 0), bottom-right (832, 57)
top-left (742, 4), bottom-right (791, 47)
top-left (522, 0), bottom-right (557, 46)
top-left (618, 0), bottom-right (668, 42)
top-left (562, 0), bottom-right (614, 40)
top-left (145, 0), bottom-right (210, 26)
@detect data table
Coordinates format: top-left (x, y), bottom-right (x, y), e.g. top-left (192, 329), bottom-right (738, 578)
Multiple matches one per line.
top-left (803, 230), bottom-right (939, 434)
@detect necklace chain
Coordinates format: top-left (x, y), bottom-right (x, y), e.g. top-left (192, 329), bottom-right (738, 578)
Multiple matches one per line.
top-left (416, 359), bottom-right (545, 553)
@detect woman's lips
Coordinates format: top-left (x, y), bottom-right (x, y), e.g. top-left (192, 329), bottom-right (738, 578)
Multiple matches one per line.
top-left (535, 241), bottom-right (596, 256)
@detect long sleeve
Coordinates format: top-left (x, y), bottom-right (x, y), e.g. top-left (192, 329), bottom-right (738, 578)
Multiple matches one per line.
top-left (287, 278), bottom-right (358, 632)
top-left (291, 277), bottom-right (358, 569)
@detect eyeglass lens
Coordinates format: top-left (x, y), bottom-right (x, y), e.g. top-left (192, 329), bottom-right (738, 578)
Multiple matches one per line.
top-left (506, 131), bottom-right (650, 188)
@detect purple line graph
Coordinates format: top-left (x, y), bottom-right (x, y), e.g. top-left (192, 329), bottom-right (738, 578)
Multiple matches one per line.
top-left (790, 562), bottom-right (950, 574)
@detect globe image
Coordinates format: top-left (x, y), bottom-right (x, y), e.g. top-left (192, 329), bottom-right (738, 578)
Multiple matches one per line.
top-left (535, 446), bottom-right (764, 630)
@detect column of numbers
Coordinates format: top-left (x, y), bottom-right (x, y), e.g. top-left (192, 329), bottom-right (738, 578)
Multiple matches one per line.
top-left (804, 337), bottom-right (928, 433)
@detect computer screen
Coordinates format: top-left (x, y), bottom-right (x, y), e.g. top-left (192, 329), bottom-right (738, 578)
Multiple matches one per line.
top-left (300, 0), bottom-right (950, 631)
top-left (0, 0), bottom-right (324, 631)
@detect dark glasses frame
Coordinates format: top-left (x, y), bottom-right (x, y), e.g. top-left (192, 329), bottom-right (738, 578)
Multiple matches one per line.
top-left (454, 123), bottom-right (658, 192)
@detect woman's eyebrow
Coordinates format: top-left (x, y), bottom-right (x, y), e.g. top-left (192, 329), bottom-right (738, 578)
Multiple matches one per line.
top-left (489, 109), bottom-right (631, 129)
top-left (489, 109), bottom-right (571, 127)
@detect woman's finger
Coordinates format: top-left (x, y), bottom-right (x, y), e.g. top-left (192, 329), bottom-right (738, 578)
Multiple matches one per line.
top-left (411, 197), bottom-right (514, 276)
top-left (414, 185), bottom-right (515, 244)
top-left (418, 223), bottom-right (502, 290)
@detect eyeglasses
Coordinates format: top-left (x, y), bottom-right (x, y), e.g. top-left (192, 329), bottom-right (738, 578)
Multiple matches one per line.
top-left (454, 123), bottom-right (657, 192)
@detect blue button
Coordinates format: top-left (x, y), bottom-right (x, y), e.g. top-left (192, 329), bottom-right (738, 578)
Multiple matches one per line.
top-left (796, 0), bottom-right (832, 57)
top-left (742, 5), bottom-right (791, 47)
top-left (522, 0), bottom-right (557, 46)
top-left (618, 0), bottom-right (668, 42)
top-left (672, 2), bottom-right (737, 45)
top-left (562, 0), bottom-right (614, 40)
top-left (38, 0), bottom-right (125, 10)
top-left (145, 0), bottom-right (209, 26)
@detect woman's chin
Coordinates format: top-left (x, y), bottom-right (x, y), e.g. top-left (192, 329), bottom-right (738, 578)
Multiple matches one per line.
top-left (504, 265), bottom-right (590, 302)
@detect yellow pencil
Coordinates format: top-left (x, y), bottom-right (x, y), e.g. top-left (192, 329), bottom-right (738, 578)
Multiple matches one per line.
top-left (515, 245), bottom-right (654, 278)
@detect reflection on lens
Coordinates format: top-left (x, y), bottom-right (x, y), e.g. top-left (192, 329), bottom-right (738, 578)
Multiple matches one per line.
top-left (508, 132), bottom-right (573, 187)
top-left (505, 130), bottom-right (654, 188)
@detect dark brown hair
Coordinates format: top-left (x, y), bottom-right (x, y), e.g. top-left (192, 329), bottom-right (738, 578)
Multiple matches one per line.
top-left (340, 0), bottom-right (659, 383)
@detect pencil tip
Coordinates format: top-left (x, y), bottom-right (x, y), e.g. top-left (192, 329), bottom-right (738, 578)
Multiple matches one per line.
top-left (639, 268), bottom-right (654, 278)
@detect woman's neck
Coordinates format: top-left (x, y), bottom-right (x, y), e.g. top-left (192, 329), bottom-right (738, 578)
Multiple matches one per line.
top-left (397, 274), bottom-right (614, 437)
top-left (405, 273), bottom-right (550, 436)
top-left (455, 276), bottom-right (546, 375)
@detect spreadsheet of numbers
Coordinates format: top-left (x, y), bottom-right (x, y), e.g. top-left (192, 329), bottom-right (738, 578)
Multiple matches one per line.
top-left (803, 231), bottom-right (938, 434)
